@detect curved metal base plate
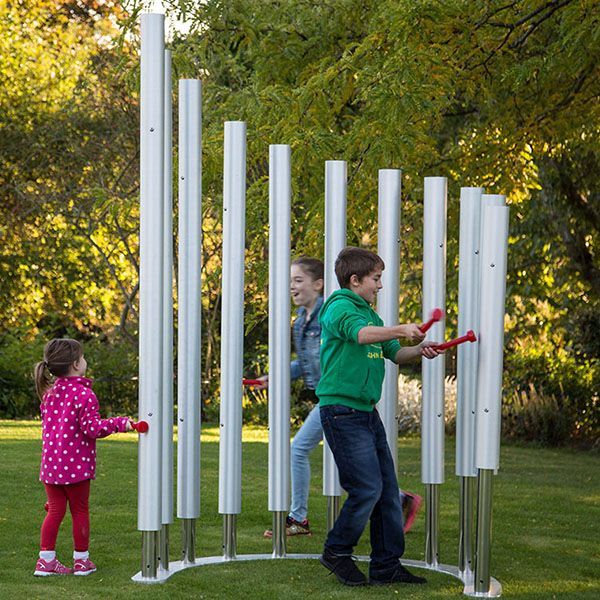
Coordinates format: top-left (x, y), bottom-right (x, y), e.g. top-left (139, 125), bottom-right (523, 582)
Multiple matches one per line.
top-left (132, 554), bottom-right (501, 596)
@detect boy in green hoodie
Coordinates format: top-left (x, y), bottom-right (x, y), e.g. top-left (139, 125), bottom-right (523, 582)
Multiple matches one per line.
top-left (317, 246), bottom-right (442, 587)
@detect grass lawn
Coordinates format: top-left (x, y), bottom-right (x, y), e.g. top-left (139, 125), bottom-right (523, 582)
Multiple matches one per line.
top-left (0, 420), bottom-right (598, 599)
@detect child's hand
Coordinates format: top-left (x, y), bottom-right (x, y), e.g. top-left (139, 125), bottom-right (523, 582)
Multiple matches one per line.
top-left (399, 323), bottom-right (427, 344)
top-left (420, 341), bottom-right (444, 359)
top-left (126, 419), bottom-right (134, 432)
top-left (255, 375), bottom-right (269, 390)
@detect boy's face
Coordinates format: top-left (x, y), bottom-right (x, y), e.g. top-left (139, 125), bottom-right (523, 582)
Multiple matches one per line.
top-left (350, 268), bottom-right (383, 304)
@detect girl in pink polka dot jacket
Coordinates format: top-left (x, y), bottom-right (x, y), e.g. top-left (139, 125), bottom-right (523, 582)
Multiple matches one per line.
top-left (33, 338), bottom-right (133, 577)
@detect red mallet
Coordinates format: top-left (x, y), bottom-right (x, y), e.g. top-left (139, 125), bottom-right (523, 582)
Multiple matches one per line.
top-left (419, 308), bottom-right (444, 333)
top-left (242, 379), bottom-right (263, 386)
top-left (435, 330), bottom-right (477, 351)
top-left (131, 420), bottom-right (149, 433)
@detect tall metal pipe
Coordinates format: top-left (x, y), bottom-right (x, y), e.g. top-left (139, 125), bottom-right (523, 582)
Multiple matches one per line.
top-left (376, 169), bottom-right (402, 468)
top-left (323, 160), bottom-right (346, 529)
top-left (160, 47), bottom-right (174, 572)
top-left (473, 203), bottom-right (509, 594)
top-left (218, 122), bottom-right (247, 559)
top-left (421, 176), bottom-right (447, 567)
top-left (138, 12), bottom-right (165, 579)
top-left (177, 79), bottom-right (202, 565)
top-left (456, 187), bottom-right (483, 579)
top-left (268, 145), bottom-right (291, 557)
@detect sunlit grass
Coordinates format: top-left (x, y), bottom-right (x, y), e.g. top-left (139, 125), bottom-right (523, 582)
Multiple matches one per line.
top-left (1, 421), bottom-right (598, 599)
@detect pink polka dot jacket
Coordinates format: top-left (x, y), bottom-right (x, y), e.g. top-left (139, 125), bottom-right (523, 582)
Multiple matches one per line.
top-left (39, 376), bottom-right (130, 485)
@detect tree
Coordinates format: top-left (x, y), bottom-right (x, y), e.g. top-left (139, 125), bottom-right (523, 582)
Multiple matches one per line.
top-left (0, 0), bottom-right (140, 336)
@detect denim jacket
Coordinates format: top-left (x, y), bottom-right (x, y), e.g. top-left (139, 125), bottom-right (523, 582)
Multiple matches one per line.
top-left (290, 296), bottom-right (323, 390)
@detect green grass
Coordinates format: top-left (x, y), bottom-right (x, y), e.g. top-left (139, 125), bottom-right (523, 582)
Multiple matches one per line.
top-left (0, 420), bottom-right (598, 599)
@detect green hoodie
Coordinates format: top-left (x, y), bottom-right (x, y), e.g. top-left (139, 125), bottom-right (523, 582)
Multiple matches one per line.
top-left (316, 288), bottom-right (401, 411)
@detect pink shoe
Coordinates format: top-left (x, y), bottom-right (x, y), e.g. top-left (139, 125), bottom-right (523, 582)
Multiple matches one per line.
top-left (34, 558), bottom-right (72, 576)
top-left (73, 557), bottom-right (97, 576)
top-left (402, 491), bottom-right (423, 533)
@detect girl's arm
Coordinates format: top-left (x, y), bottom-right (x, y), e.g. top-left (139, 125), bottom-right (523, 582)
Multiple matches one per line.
top-left (78, 392), bottom-right (130, 439)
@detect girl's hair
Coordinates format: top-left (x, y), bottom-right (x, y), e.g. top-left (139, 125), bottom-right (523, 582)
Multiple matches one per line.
top-left (292, 256), bottom-right (324, 282)
top-left (335, 246), bottom-right (385, 288)
top-left (34, 338), bottom-right (83, 401)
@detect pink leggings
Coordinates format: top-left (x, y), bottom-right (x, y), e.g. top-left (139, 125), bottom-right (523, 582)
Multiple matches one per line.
top-left (40, 479), bottom-right (90, 552)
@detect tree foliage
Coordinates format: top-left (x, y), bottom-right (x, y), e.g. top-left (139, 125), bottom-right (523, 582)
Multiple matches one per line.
top-left (1, 0), bottom-right (598, 442)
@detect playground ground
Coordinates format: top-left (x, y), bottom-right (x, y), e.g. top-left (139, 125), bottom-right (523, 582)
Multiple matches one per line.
top-left (0, 420), bottom-right (598, 599)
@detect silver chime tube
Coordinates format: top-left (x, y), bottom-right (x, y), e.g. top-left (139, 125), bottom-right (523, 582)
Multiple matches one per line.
top-left (456, 187), bottom-right (484, 578)
top-left (138, 12), bottom-right (165, 580)
top-left (160, 48), bottom-right (174, 572)
top-left (323, 160), bottom-right (346, 529)
top-left (377, 169), bottom-right (402, 468)
top-left (177, 79), bottom-right (202, 565)
top-left (421, 176), bottom-right (447, 567)
top-left (218, 122), bottom-right (247, 560)
top-left (473, 203), bottom-right (509, 594)
top-left (268, 145), bottom-right (291, 557)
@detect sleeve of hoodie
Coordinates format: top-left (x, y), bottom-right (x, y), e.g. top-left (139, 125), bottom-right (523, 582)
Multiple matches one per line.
top-left (79, 390), bottom-right (130, 439)
top-left (382, 338), bottom-right (401, 361)
top-left (320, 298), bottom-right (369, 343)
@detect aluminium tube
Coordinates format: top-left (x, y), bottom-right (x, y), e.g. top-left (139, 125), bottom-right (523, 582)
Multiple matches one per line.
top-left (218, 122), bottom-right (247, 560)
top-left (456, 187), bottom-right (483, 579)
top-left (177, 79), bottom-right (202, 564)
top-left (456, 187), bottom-right (484, 480)
top-left (323, 160), bottom-right (346, 529)
top-left (475, 200), bottom-right (508, 472)
top-left (138, 13), bottom-right (165, 579)
top-left (376, 169), bottom-right (402, 469)
top-left (268, 145), bottom-right (292, 557)
top-left (473, 203), bottom-right (509, 594)
top-left (160, 48), bottom-right (174, 571)
top-left (421, 176), bottom-right (447, 567)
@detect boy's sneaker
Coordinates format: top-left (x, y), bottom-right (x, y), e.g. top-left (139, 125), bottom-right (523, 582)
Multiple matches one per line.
top-left (402, 491), bottom-right (423, 533)
top-left (370, 563), bottom-right (427, 585)
top-left (34, 558), bottom-right (72, 576)
top-left (319, 550), bottom-right (366, 586)
top-left (263, 516), bottom-right (312, 538)
top-left (73, 558), bottom-right (97, 576)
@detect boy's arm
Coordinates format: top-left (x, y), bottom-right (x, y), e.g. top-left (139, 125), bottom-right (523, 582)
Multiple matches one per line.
top-left (394, 342), bottom-right (444, 364)
top-left (357, 323), bottom-right (425, 345)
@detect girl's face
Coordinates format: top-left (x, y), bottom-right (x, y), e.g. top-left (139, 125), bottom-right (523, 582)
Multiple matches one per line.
top-left (290, 264), bottom-right (323, 308)
top-left (71, 355), bottom-right (87, 377)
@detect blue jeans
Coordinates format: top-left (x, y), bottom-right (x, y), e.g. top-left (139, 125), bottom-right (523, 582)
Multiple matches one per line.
top-left (289, 405), bottom-right (322, 522)
top-left (320, 404), bottom-right (405, 576)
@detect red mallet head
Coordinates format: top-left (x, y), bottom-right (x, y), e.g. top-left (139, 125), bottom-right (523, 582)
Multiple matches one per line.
top-left (419, 308), bottom-right (445, 333)
top-left (242, 379), bottom-right (262, 386)
top-left (435, 330), bottom-right (477, 351)
top-left (132, 420), bottom-right (149, 433)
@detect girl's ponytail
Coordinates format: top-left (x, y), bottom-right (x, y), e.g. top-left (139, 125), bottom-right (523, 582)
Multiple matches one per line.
top-left (34, 361), bottom-right (51, 402)
top-left (34, 338), bottom-right (83, 401)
